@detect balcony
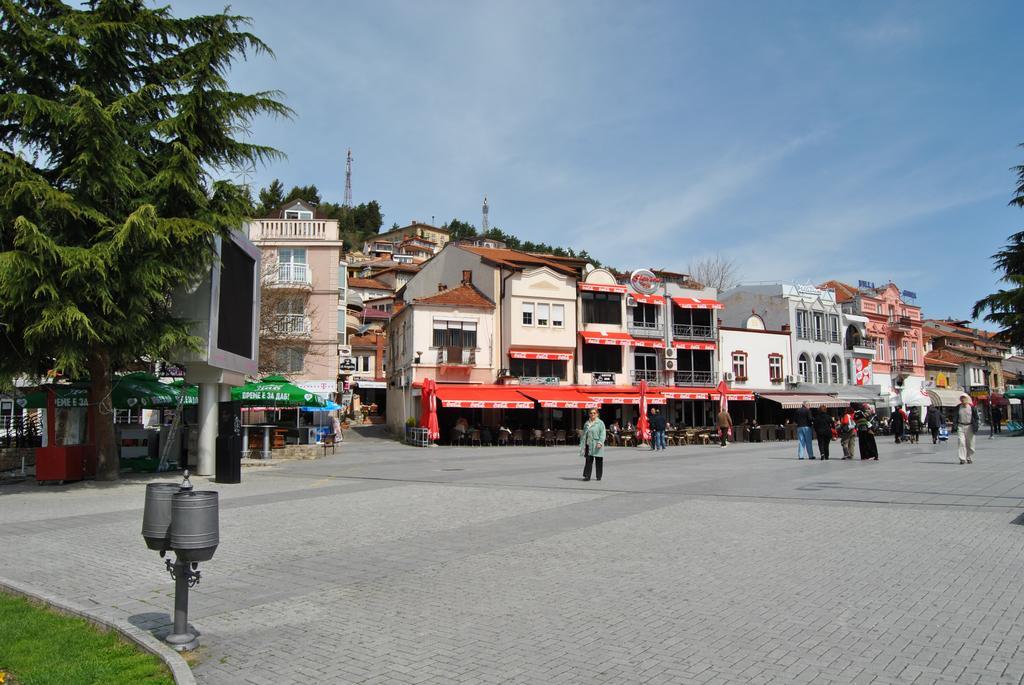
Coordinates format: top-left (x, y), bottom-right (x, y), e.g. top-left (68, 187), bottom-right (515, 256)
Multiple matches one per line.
top-left (628, 321), bottom-right (664, 339)
top-left (672, 324), bottom-right (714, 340)
top-left (630, 369), bottom-right (665, 385)
top-left (275, 262), bottom-right (312, 287)
top-left (891, 357), bottom-right (915, 374)
top-left (272, 315), bottom-right (311, 337)
top-left (888, 316), bottom-right (913, 332)
top-left (248, 219), bottom-right (339, 242)
top-left (847, 344), bottom-right (876, 357)
top-left (438, 347), bottom-right (476, 366)
top-left (673, 370), bottom-right (717, 387)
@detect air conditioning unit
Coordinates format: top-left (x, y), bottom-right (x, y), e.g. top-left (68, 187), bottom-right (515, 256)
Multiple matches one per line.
top-left (625, 295), bottom-right (637, 307)
top-left (663, 347), bottom-right (677, 359)
top-left (722, 371), bottom-right (735, 382)
top-left (785, 375), bottom-right (799, 384)
top-left (664, 358), bottom-right (678, 371)
top-left (398, 375), bottom-right (406, 388)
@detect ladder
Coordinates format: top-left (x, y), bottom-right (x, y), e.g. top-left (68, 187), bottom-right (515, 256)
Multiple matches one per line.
top-left (157, 383), bottom-right (189, 472)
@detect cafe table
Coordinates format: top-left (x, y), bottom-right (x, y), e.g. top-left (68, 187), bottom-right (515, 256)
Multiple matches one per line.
top-left (242, 424), bottom-right (277, 460)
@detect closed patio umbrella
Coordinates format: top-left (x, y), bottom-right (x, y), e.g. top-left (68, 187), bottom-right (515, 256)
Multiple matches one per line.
top-left (420, 378), bottom-right (440, 442)
top-left (637, 380), bottom-right (651, 445)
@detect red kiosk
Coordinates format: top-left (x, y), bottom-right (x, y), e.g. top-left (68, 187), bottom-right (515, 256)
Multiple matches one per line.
top-left (34, 385), bottom-right (97, 483)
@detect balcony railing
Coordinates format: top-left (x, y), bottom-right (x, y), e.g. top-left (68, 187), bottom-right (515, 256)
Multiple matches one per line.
top-left (888, 316), bottom-right (913, 331)
top-left (628, 322), bottom-right (664, 338)
top-left (276, 262), bottom-right (312, 286)
top-left (630, 369), bottom-right (664, 384)
top-left (673, 370), bottom-right (717, 387)
top-left (248, 219), bottom-right (339, 241)
top-left (672, 324), bottom-right (714, 340)
top-left (439, 347), bottom-right (476, 365)
top-left (273, 315), bottom-right (311, 336)
top-left (847, 344), bottom-right (876, 357)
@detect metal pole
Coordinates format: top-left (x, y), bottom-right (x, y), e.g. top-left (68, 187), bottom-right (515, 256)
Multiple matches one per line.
top-left (173, 559), bottom-right (189, 636)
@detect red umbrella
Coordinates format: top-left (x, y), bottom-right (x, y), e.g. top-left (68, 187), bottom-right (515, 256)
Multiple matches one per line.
top-left (420, 378), bottom-right (440, 442)
top-left (637, 379), bottom-right (651, 445)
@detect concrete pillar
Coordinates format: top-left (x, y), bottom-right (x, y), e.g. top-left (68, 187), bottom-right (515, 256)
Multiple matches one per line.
top-left (218, 384), bottom-right (231, 403)
top-left (197, 382), bottom-right (217, 476)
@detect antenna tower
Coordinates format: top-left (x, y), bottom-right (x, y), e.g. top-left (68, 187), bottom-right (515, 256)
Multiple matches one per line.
top-left (482, 195), bottom-right (489, 233)
top-left (343, 148), bottom-right (353, 207)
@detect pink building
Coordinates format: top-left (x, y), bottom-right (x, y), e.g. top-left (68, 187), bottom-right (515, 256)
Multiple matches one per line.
top-left (246, 199), bottom-right (342, 398)
top-left (823, 281), bottom-right (925, 406)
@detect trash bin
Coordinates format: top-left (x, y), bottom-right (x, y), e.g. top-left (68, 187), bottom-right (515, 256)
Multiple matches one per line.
top-left (215, 400), bottom-right (242, 484)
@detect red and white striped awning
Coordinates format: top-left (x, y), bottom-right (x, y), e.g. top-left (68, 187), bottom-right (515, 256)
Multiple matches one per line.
top-left (508, 348), bottom-right (574, 361)
top-left (584, 392), bottom-right (667, 405)
top-left (671, 297), bottom-right (723, 310)
top-left (579, 282), bottom-right (628, 293)
top-left (434, 385), bottom-right (535, 409)
top-left (673, 340), bottom-right (716, 350)
top-left (726, 391), bottom-right (755, 401)
top-left (631, 293), bottom-right (665, 305)
top-left (580, 331), bottom-right (665, 349)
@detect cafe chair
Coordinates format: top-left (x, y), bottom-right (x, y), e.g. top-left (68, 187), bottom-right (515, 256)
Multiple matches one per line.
top-left (469, 429), bottom-right (482, 447)
top-left (512, 429), bottom-right (525, 446)
top-left (555, 429), bottom-right (567, 446)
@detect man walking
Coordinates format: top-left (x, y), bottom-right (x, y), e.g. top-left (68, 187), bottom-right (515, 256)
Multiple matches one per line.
top-left (990, 404), bottom-right (1002, 438)
top-left (716, 406), bottom-right (733, 447)
top-left (926, 405), bottom-right (942, 444)
top-left (795, 400), bottom-right (815, 459)
top-left (952, 393), bottom-right (980, 464)
top-left (891, 405), bottom-right (906, 444)
top-left (649, 407), bottom-right (667, 451)
top-left (839, 405), bottom-right (857, 459)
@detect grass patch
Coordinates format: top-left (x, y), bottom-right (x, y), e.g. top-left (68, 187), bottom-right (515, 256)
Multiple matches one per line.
top-left (0, 591), bottom-right (173, 685)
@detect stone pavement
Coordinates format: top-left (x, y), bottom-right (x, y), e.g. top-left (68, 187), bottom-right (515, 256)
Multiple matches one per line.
top-left (4, 434), bottom-right (1024, 684)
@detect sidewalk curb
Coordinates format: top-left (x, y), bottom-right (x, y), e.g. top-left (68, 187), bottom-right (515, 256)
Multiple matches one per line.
top-left (0, 576), bottom-right (196, 685)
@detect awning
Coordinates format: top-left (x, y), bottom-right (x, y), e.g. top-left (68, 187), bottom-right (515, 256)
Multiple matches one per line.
top-left (758, 393), bottom-right (849, 409)
top-left (990, 392), bottom-right (1009, 407)
top-left (832, 387), bottom-right (886, 405)
top-left (581, 390), bottom-right (667, 405)
top-left (673, 340), bottom-right (716, 350)
top-left (661, 388), bottom-right (710, 400)
top-left (517, 387), bottom-right (599, 409)
top-left (579, 331), bottom-right (665, 349)
top-left (726, 391), bottom-right (755, 401)
top-left (631, 293), bottom-right (665, 305)
top-left (1006, 386), bottom-right (1024, 400)
top-left (671, 297), bottom-right (723, 310)
top-left (433, 385), bottom-right (535, 409)
top-left (579, 282), bottom-right (627, 293)
top-left (509, 348), bottom-right (574, 361)
top-left (927, 388), bottom-right (965, 407)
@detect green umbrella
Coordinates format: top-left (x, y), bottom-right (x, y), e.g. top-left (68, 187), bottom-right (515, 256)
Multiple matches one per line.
top-left (1005, 386), bottom-right (1024, 400)
top-left (231, 375), bottom-right (328, 407)
top-left (17, 374), bottom-right (197, 410)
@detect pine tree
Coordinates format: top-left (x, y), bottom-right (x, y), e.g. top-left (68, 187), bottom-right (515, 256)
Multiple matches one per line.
top-left (0, 1), bottom-right (290, 479)
top-left (974, 146), bottom-right (1024, 347)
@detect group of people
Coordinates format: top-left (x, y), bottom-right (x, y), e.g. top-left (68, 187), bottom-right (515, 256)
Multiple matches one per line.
top-left (792, 401), bottom-right (878, 460)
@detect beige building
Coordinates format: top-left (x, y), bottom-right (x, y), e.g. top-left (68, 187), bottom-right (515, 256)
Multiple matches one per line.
top-left (246, 199), bottom-right (341, 396)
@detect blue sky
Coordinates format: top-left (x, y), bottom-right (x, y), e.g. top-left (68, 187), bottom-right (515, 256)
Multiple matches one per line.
top-left (177, 1), bottom-right (1023, 322)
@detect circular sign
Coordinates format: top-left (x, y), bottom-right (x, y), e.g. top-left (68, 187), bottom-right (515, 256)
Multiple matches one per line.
top-left (630, 268), bottom-right (660, 295)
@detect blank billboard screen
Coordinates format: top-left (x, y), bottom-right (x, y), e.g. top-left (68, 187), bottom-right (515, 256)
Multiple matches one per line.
top-left (217, 238), bottom-right (255, 358)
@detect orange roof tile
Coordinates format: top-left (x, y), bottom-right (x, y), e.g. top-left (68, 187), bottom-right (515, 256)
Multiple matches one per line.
top-left (818, 280), bottom-right (859, 303)
top-left (457, 245), bottom-right (578, 276)
top-left (413, 283), bottom-right (495, 309)
top-left (348, 278), bottom-right (392, 290)
top-left (924, 351), bottom-right (961, 368)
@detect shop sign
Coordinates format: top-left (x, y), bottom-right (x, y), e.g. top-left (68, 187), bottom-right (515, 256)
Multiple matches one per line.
top-left (591, 372), bottom-right (616, 385)
top-left (339, 358), bottom-right (357, 372)
top-left (935, 373), bottom-right (948, 388)
top-left (629, 268), bottom-right (660, 295)
top-left (858, 279), bottom-right (877, 289)
top-left (854, 358), bottom-right (873, 386)
top-left (518, 376), bottom-right (560, 386)
top-left (356, 380), bottom-right (386, 389)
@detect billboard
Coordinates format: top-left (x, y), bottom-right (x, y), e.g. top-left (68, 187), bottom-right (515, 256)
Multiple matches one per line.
top-left (854, 358), bottom-right (873, 386)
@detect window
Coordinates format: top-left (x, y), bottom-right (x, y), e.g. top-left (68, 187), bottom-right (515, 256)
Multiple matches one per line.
top-left (582, 291), bottom-right (622, 325)
top-left (113, 408), bottom-right (142, 425)
top-left (278, 247), bottom-right (307, 265)
top-left (796, 310), bottom-right (809, 339)
top-left (537, 303), bottom-right (550, 327)
top-left (828, 315), bottom-right (840, 343)
top-left (830, 356), bottom-right (841, 384)
top-left (274, 296), bottom-right (306, 335)
top-left (632, 303), bottom-right (658, 328)
top-left (552, 304), bottom-right (565, 328)
top-left (814, 355), bottom-right (825, 384)
top-left (277, 347), bottom-right (305, 373)
top-left (875, 337), bottom-right (884, 360)
top-left (812, 313), bottom-right (824, 341)
top-left (283, 209), bottom-right (313, 220)
top-left (582, 343), bottom-right (622, 373)
top-left (769, 354), bottom-right (783, 382)
top-left (798, 354), bottom-right (810, 382)
top-left (876, 304), bottom-right (882, 314)
top-left (510, 358), bottom-right (567, 380)
top-left (731, 352), bottom-right (748, 380)
top-left (889, 342), bottom-right (897, 364)
top-left (432, 320), bottom-right (478, 349)
top-left (522, 302), bottom-right (534, 326)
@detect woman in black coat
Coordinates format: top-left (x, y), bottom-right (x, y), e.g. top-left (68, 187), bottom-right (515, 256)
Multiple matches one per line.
top-left (925, 406), bottom-right (942, 444)
top-left (812, 406), bottom-right (835, 459)
top-left (891, 406), bottom-right (905, 444)
top-left (908, 407), bottom-right (921, 444)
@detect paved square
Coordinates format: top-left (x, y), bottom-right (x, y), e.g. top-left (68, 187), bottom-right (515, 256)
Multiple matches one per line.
top-left (3, 433), bottom-right (1024, 684)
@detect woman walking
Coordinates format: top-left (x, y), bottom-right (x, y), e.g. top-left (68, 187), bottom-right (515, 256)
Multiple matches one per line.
top-left (908, 407), bottom-right (921, 444)
top-left (926, 405), bottom-right (942, 444)
top-left (813, 406), bottom-right (834, 459)
top-left (580, 408), bottom-right (607, 481)
top-left (856, 403), bottom-right (879, 460)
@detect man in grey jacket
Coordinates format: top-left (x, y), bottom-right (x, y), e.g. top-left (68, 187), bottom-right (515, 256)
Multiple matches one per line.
top-left (952, 393), bottom-right (980, 464)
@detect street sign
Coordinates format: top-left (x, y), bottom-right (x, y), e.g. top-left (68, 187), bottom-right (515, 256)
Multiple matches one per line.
top-left (339, 358), bottom-right (357, 373)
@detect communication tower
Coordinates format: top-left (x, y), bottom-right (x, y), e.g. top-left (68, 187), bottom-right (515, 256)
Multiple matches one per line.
top-left (482, 195), bottom-right (489, 233)
top-left (344, 148), bottom-right (353, 207)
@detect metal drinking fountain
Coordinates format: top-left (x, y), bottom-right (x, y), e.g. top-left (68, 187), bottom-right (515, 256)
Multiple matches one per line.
top-left (142, 470), bottom-right (219, 651)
